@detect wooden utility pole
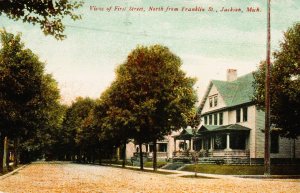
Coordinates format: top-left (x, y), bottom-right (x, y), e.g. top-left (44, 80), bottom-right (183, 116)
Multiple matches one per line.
top-left (264, 0), bottom-right (271, 176)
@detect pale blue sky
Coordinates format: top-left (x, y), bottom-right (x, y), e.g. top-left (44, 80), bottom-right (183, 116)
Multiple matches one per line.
top-left (1, 0), bottom-right (299, 104)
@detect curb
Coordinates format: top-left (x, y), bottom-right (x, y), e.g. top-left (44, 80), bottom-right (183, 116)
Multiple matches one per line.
top-left (235, 175), bottom-right (300, 179)
top-left (0, 164), bottom-right (28, 180)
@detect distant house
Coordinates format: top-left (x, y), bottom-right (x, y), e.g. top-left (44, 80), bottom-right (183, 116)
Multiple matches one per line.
top-left (126, 135), bottom-right (174, 162)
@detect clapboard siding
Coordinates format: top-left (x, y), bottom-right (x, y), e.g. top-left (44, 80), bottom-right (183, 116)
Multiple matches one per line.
top-left (255, 109), bottom-right (265, 158)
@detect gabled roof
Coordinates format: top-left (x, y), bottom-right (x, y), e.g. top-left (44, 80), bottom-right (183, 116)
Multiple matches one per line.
top-left (199, 124), bottom-right (250, 133)
top-left (198, 125), bottom-right (219, 133)
top-left (199, 73), bottom-right (255, 112)
top-left (173, 127), bottom-right (194, 140)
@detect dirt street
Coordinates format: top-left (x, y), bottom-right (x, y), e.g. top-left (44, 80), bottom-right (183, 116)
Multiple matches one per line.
top-left (0, 162), bottom-right (299, 193)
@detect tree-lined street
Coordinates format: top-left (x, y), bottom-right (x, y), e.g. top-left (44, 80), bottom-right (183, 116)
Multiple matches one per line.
top-left (0, 162), bottom-right (299, 193)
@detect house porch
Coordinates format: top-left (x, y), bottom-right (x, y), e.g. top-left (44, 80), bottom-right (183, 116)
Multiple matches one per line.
top-left (173, 124), bottom-right (251, 164)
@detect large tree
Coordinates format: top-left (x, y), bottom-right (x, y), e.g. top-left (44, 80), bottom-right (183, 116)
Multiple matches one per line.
top-left (19, 74), bottom-right (65, 163)
top-left (93, 82), bottom-right (136, 167)
top-left (253, 23), bottom-right (300, 138)
top-left (110, 45), bottom-right (198, 170)
top-left (61, 97), bottom-right (96, 162)
top-left (0, 0), bottom-right (83, 40)
top-left (0, 30), bottom-right (63, 170)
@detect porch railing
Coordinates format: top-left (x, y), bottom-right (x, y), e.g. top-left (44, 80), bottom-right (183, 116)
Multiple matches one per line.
top-left (133, 152), bottom-right (168, 158)
top-left (173, 151), bottom-right (191, 158)
top-left (208, 149), bottom-right (250, 158)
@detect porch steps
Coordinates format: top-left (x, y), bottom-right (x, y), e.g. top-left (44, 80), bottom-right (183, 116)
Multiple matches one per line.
top-left (198, 157), bottom-right (250, 165)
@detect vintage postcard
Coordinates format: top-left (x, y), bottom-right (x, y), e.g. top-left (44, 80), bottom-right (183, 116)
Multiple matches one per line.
top-left (0, 0), bottom-right (299, 192)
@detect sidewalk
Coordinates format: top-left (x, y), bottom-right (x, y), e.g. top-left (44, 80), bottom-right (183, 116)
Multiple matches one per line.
top-left (0, 164), bottom-right (27, 180)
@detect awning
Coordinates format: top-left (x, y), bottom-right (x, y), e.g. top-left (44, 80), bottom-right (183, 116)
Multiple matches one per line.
top-left (198, 124), bottom-right (250, 134)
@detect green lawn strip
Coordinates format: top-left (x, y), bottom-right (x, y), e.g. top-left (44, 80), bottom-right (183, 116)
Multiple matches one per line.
top-left (143, 161), bottom-right (168, 168)
top-left (100, 159), bottom-right (132, 166)
top-left (101, 163), bottom-right (176, 175)
top-left (181, 164), bottom-right (300, 175)
top-left (100, 160), bottom-right (168, 168)
top-left (121, 167), bottom-right (176, 175)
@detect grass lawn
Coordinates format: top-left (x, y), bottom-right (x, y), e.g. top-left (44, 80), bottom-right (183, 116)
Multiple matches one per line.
top-left (181, 164), bottom-right (300, 175)
top-left (120, 166), bottom-right (176, 175)
top-left (100, 160), bottom-right (167, 169)
top-left (144, 161), bottom-right (167, 168)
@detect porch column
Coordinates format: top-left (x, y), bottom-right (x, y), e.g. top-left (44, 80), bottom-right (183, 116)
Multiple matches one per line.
top-left (189, 139), bottom-right (192, 150)
top-left (226, 133), bottom-right (231, 150)
top-left (184, 140), bottom-right (186, 150)
top-left (201, 138), bottom-right (204, 150)
top-left (190, 139), bottom-right (193, 151)
top-left (174, 138), bottom-right (176, 152)
top-left (210, 136), bottom-right (213, 151)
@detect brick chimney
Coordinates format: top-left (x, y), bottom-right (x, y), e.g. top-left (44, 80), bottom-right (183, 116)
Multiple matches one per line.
top-left (227, 69), bottom-right (237, 82)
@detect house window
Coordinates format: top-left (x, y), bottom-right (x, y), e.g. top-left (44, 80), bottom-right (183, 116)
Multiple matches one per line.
top-left (243, 107), bottom-right (248, 122)
top-left (209, 95), bottom-right (218, 108)
top-left (209, 97), bottom-right (213, 108)
top-left (219, 112), bottom-right (223, 125)
top-left (158, 143), bottom-right (168, 152)
top-left (236, 109), bottom-right (241, 123)
top-left (204, 116), bottom-right (208, 125)
top-left (271, 133), bottom-right (279, 153)
top-left (214, 114), bottom-right (218, 125)
top-left (209, 114), bottom-right (212, 125)
top-left (230, 133), bottom-right (246, 150)
top-left (214, 96), bottom-right (218, 107)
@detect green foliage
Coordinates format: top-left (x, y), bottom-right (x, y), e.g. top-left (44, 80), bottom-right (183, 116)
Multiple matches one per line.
top-left (60, 97), bottom-right (97, 161)
top-left (110, 45), bottom-right (198, 143)
top-left (0, 0), bottom-right (83, 40)
top-left (93, 45), bottom-right (198, 170)
top-left (0, 30), bottom-right (64, 163)
top-left (253, 23), bottom-right (300, 138)
top-left (144, 161), bottom-right (167, 168)
top-left (0, 30), bottom-right (44, 137)
top-left (90, 45), bottom-right (198, 168)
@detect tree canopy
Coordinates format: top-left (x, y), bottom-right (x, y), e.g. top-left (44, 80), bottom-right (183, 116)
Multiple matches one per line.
top-left (60, 97), bottom-right (97, 161)
top-left (0, 30), bottom-right (64, 167)
top-left (253, 22), bottom-right (300, 138)
top-left (105, 45), bottom-right (198, 169)
top-left (0, 0), bottom-right (83, 40)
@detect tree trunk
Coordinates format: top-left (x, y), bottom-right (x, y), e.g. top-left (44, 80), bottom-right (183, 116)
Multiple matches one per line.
top-left (293, 139), bottom-right (296, 160)
top-left (153, 140), bottom-right (157, 171)
top-left (98, 146), bottom-right (102, 165)
top-left (139, 143), bottom-right (143, 170)
top-left (122, 142), bottom-right (126, 168)
top-left (13, 138), bottom-right (19, 167)
top-left (0, 135), bottom-right (4, 173)
top-left (5, 137), bottom-right (10, 171)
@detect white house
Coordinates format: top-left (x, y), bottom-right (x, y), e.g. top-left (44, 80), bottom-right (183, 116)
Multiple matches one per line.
top-left (193, 69), bottom-right (300, 164)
